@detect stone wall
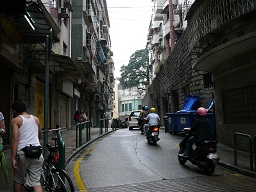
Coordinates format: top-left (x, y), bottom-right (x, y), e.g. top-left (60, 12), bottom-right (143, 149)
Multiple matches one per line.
top-left (143, 30), bottom-right (214, 125)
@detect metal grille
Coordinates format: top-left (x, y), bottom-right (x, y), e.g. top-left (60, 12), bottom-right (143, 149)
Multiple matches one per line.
top-left (223, 85), bottom-right (256, 124)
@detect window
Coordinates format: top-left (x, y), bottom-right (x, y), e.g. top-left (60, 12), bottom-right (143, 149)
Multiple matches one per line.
top-left (122, 104), bottom-right (124, 112)
top-left (203, 73), bottom-right (213, 88)
top-left (125, 103), bottom-right (128, 111)
top-left (129, 103), bottom-right (132, 111)
top-left (63, 42), bottom-right (67, 55)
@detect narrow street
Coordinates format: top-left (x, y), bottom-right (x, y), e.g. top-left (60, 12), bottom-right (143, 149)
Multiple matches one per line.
top-left (66, 128), bottom-right (256, 192)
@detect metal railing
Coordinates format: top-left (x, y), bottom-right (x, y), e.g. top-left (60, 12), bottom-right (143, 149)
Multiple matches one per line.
top-left (234, 132), bottom-right (253, 171)
top-left (43, 128), bottom-right (65, 170)
top-left (75, 118), bottom-right (110, 148)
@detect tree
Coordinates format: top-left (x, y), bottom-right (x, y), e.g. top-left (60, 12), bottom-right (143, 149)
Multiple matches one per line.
top-left (119, 48), bottom-right (149, 89)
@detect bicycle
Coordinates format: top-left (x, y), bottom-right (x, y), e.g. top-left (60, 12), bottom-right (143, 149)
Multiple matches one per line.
top-left (23, 128), bottom-right (74, 192)
top-left (0, 136), bottom-right (8, 185)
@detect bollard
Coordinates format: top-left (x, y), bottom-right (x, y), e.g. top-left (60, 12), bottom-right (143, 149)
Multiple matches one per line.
top-left (57, 130), bottom-right (65, 171)
top-left (79, 122), bottom-right (83, 147)
top-left (105, 118), bottom-right (108, 132)
top-left (86, 121), bottom-right (90, 142)
top-left (100, 119), bottom-right (103, 135)
top-left (88, 121), bottom-right (91, 140)
top-left (76, 123), bottom-right (79, 148)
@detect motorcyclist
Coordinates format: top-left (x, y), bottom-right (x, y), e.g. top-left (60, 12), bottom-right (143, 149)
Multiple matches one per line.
top-left (144, 107), bottom-right (160, 137)
top-left (179, 107), bottom-right (212, 158)
top-left (138, 105), bottom-right (149, 134)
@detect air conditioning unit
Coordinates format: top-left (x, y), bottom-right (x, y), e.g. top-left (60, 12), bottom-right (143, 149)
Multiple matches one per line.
top-left (58, 8), bottom-right (69, 18)
top-left (102, 25), bottom-right (108, 34)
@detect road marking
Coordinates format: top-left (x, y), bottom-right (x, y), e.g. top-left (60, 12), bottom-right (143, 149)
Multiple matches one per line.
top-left (74, 145), bottom-right (95, 192)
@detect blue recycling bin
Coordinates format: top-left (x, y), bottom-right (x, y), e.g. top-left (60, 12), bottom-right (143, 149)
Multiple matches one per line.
top-left (165, 113), bottom-right (178, 134)
top-left (175, 95), bottom-right (199, 133)
top-left (176, 112), bottom-right (216, 138)
top-left (176, 110), bottom-right (197, 132)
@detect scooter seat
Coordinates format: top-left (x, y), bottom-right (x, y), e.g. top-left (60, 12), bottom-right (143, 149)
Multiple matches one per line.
top-left (197, 140), bottom-right (217, 146)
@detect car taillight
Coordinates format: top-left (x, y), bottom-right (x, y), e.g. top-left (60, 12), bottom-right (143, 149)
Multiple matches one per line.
top-left (153, 127), bottom-right (159, 132)
top-left (129, 116), bottom-right (131, 121)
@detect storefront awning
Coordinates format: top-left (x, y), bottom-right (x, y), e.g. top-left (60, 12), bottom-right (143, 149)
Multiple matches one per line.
top-left (6, 0), bottom-right (60, 43)
top-left (30, 49), bottom-right (88, 83)
top-left (50, 54), bottom-right (85, 79)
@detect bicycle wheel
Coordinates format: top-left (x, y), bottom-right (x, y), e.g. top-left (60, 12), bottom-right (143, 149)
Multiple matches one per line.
top-left (46, 168), bottom-right (74, 192)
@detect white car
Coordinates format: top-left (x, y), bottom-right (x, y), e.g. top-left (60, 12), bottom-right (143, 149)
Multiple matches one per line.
top-left (128, 110), bottom-right (141, 130)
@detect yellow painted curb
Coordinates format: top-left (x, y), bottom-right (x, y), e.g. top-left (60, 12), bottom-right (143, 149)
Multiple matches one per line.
top-left (73, 145), bottom-right (95, 192)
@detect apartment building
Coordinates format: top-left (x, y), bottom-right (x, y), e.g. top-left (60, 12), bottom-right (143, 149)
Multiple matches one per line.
top-left (0, 0), bottom-right (115, 144)
top-left (118, 86), bottom-right (145, 120)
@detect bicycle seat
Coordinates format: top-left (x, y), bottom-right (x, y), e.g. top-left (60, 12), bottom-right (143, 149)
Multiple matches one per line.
top-left (46, 144), bottom-right (58, 152)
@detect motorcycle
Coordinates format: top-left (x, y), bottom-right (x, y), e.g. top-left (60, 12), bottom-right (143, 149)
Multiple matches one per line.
top-left (178, 133), bottom-right (219, 175)
top-left (145, 124), bottom-right (160, 145)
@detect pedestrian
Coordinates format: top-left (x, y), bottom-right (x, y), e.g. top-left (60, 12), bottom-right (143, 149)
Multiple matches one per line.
top-left (11, 101), bottom-right (44, 192)
top-left (0, 111), bottom-right (6, 136)
top-left (73, 110), bottom-right (80, 124)
top-left (79, 109), bottom-right (88, 122)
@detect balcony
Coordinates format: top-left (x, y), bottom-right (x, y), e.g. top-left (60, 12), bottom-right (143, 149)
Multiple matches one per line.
top-left (154, 0), bottom-right (163, 14)
top-left (96, 42), bottom-right (106, 64)
top-left (83, 9), bottom-right (93, 24)
top-left (89, 75), bottom-right (99, 88)
top-left (75, 50), bottom-right (96, 75)
top-left (153, 12), bottom-right (163, 21)
top-left (152, 33), bottom-right (160, 44)
top-left (192, 31), bottom-right (256, 72)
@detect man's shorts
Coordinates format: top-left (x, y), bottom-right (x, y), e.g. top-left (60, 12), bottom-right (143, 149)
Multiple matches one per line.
top-left (14, 150), bottom-right (44, 187)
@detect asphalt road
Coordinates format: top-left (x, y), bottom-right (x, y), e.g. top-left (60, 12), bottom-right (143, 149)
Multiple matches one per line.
top-left (66, 128), bottom-right (256, 192)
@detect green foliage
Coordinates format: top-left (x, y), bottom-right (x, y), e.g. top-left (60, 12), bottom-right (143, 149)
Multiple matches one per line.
top-left (119, 49), bottom-right (149, 89)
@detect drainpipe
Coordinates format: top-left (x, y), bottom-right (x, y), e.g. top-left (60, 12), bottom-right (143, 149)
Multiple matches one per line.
top-left (154, 28), bottom-right (159, 68)
top-left (169, 0), bottom-right (175, 51)
top-left (165, 36), bottom-right (170, 56)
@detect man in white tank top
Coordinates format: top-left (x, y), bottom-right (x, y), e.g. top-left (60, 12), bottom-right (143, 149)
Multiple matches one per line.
top-left (11, 101), bottom-right (44, 192)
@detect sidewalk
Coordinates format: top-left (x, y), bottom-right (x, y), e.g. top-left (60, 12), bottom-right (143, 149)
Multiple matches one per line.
top-left (0, 127), bottom-right (256, 191)
top-left (0, 127), bottom-right (112, 191)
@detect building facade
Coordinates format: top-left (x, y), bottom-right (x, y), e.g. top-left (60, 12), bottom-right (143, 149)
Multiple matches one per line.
top-left (0, 0), bottom-right (115, 144)
top-left (145, 0), bottom-right (256, 146)
top-left (118, 86), bottom-right (145, 120)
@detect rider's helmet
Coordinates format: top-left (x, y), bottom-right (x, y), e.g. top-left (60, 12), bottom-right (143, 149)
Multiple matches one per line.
top-left (197, 107), bottom-right (207, 116)
top-left (150, 107), bottom-right (156, 113)
top-left (142, 105), bottom-right (145, 110)
top-left (144, 105), bottom-right (149, 111)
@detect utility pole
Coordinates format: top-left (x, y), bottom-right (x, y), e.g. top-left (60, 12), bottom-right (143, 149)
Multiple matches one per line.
top-left (169, 0), bottom-right (175, 51)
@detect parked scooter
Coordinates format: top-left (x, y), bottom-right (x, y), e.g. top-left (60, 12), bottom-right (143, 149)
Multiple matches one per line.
top-left (178, 131), bottom-right (219, 175)
top-left (145, 124), bottom-right (160, 145)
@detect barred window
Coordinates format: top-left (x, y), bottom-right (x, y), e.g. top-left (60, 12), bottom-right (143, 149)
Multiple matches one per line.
top-left (203, 73), bottom-right (213, 88)
top-left (223, 85), bottom-right (256, 124)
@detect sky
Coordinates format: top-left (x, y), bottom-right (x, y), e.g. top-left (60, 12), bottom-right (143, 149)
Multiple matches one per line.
top-left (106, 0), bottom-right (154, 81)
